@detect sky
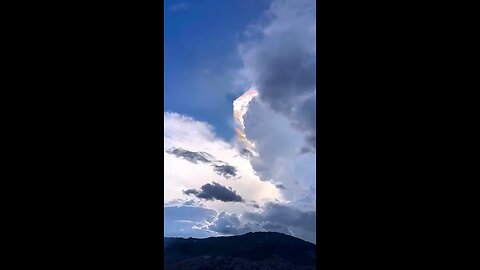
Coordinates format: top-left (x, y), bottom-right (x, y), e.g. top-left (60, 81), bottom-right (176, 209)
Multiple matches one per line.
top-left (164, 0), bottom-right (316, 243)
top-left (164, 0), bottom-right (270, 139)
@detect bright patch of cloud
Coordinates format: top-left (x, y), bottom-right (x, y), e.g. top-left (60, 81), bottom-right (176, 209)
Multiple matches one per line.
top-left (164, 112), bottom-right (282, 215)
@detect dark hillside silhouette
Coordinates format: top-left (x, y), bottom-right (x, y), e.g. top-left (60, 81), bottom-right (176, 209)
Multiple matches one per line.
top-left (164, 232), bottom-right (316, 270)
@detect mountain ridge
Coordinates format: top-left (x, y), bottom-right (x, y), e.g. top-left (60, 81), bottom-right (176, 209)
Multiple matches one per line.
top-left (164, 231), bottom-right (316, 270)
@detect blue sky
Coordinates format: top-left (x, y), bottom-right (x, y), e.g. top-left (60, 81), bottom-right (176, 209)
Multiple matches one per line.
top-left (164, 0), bottom-right (269, 140)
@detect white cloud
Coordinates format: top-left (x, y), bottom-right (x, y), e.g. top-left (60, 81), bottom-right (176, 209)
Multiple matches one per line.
top-left (163, 110), bottom-right (315, 242)
top-left (244, 99), bottom-right (316, 210)
top-left (236, 0), bottom-right (316, 152)
top-left (164, 112), bottom-right (283, 216)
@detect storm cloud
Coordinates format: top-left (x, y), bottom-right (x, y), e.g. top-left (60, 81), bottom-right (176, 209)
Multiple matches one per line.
top-left (183, 182), bottom-right (244, 202)
top-left (243, 202), bottom-right (316, 243)
top-left (234, 0), bottom-right (316, 209)
top-left (238, 0), bottom-right (316, 152)
top-left (198, 202), bottom-right (316, 243)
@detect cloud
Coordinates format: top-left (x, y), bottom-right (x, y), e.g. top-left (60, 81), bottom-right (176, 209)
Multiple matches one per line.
top-left (164, 198), bottom-right (202, 207)
top-left (230, 0), bottom-right (316, 209)
top-left (183, 189), bottom-right (200, 196)
top-left (163, 0), bottom-right (316, 242)
top-left (237, 0), bottom-right (316, 152)
top-left (184, 182), bottom-right (244, 202)
top-left (239, 148), bottom-right (254, 158)
top-left (263, 203), bottom-right (315, 233)
top-left (164, 206), bottom-right (217, 223)
top-left (167, 147), bottom-right (238, 179)
top-left (179, 202), bottom-right (316, 243)
top-left (249, 201), bottom-right (260, 209)
top-left (164, 206), bottom-right (218, 238)
top-left (212, 164), bottom-right (237, 178)
top-left (243, 100), bottom-right (316, 204)
top-left (166, 147), bottom-right (214, 164)
top-left (164, 196), bottom-right (315, 242)
top-left (262, 222), bottom-right (288, 232)
top-left (243, 202), bottom-right (316, 243)
top-left (207, 212), bottom-right (252, 235)
top-left (164, 112), bottom-right (281, 212)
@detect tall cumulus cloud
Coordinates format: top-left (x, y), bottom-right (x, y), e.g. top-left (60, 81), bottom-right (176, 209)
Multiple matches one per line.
top-left (238, 0), bottom-right (316, 153)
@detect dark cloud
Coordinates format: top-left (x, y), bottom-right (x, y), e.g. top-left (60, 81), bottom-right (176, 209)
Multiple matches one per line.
top-left (299, 146), bottom-right (313, 154)
top-left (275, 184), bottom-right (286, 189)
top-left (183, 182), bottom-right (244, 202)
top-left (242, 99), bottom-right (316, 191)
top-left (248, 155), bottom-right (274, 181)
top-left (262, 222), bottom-right (292, 235)
top-left (238, 0), bottom-right (316, 151)
top-left (212, 164), bottom-right (237, 178)
top-left (249, 201), bottom-right (260, 209)
top-left (262, 203), bottom-right (315, 233)
top-left (242, 212), bottom-right (263, 223)
top-left (198, 203), bottom-right (316, 243)
top-left (183, 189), bottom-right (200, 196)
top-left (239, 148), bottom-right (254, 158)
top-left (167, 147), bottom-right (238, 179)
top-left (243, 202), bottom-right (316, 243)
top-left (166, 147), bottom-right (214, 164)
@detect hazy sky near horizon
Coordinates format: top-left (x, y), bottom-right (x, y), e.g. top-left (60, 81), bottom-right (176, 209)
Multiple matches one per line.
top-left (164, 0), bottom-right (316, 243)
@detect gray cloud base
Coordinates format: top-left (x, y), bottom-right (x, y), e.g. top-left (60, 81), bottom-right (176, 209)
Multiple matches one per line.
top-left (243, 202), bottom-right (316, 243)
top-left (166, 148), bottom-right (214, 164)
top-left (212, 164), bottom-right (237, 178)
top-left (167, 147), bottom-right (239, 179)
top-left (238, 0), bottom-right (316, 152)
top-left (184, 182), bottom-right (244, 202)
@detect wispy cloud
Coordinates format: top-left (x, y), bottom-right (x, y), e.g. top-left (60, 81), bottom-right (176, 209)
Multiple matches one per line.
top-left (166, 147), bottom-right (214, 164)
top-left (169, 2), bottom-right (190, 12)
top-left (166, 147), bottom-right (238, 179)
top-left (201, 69), bottom-right (212, 75)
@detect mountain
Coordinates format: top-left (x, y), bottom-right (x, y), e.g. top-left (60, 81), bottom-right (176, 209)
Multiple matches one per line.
top-left (164, 232), bottom-right (316, 270)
